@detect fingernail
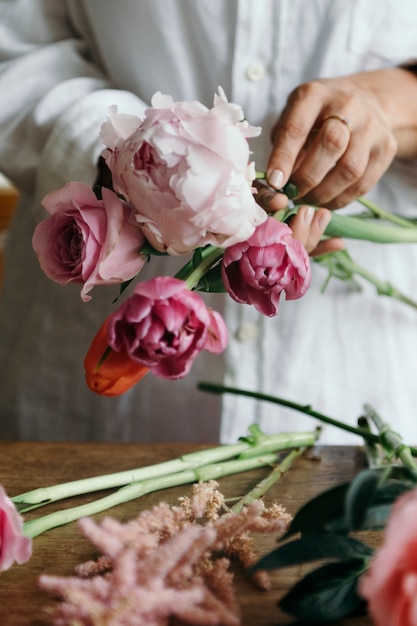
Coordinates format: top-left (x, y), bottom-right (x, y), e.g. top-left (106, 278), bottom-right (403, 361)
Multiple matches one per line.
top-left (318, 210), bottom-right (331, 231)
top-left (303, 206), bottom-right (315, 225)
top-left (266, 168), bottom-right (284, 190)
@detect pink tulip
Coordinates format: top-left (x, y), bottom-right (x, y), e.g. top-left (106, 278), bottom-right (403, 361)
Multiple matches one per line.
top-left (101, 89), bottom-right (266, 255)
top-left (221, 217), bottom-right (311, 316)
top-left (107, 276), bottom-right (227, 379)
top-left (0, 485), bottom-right (32, 572)
top-left (359, 487), bottom-right (417, 626)
top-left (32, 182), bottom-right (147, 301)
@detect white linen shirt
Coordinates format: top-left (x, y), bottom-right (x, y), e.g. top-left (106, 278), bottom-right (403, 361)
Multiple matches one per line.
top-left (0, 0), bottom-right (417, 444)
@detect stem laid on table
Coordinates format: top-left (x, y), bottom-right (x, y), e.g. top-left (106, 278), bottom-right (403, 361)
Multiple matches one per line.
top-left (23, 449), bottom-right (308, 539)
top-left (230, 431), bottom-right (320, 514)
top-left (14, 428), bottom-right (317, 514)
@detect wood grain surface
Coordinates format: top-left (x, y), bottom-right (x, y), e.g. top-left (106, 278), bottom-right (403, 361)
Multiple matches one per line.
top-left (0, 442), bottom-right (378, 626)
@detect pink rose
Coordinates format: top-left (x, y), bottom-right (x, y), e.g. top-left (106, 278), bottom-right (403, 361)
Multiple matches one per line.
top-left (32, 182), bottom-right (147, 302)
top-left (0, 485), bottom-right (32, 572)
top-left (221, 217), bottom-right (311, 316)
top-left (101, 88), bottom-right (266, 255)
top-left (359, 487), bottom-right (417, 626)
top-left (107, 276), bottom-right (227, 379)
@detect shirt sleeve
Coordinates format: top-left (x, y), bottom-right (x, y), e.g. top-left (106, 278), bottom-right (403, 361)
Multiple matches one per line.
top-left (0, 1), bottom-right (146, 198)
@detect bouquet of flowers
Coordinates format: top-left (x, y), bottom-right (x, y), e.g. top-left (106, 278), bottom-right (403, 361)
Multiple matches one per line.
top-left (31, 87), bottom-right (417, 397)
top-left (3, 87), bottom-right (413, 623)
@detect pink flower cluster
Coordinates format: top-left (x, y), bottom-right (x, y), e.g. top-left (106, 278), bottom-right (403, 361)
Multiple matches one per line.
top-left (32, 89), bottom-right (312, 389)
top-left (107, 276), bottom-right (227, 379)
top-left (360, 486), bottom-right (417, 626)
top-left (223, 217), bottom-right (311, 316)
top-left (101, 88), bottom-right (266, 255)
top-left (40, 481), bottom-right (290, 625)
top-left (0, 486), bottom-right (32, 572)
top-left (32, 182), bottom-right (147, 302)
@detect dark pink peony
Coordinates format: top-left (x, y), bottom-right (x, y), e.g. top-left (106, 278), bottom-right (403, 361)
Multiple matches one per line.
top-left (0, 485), bottom-right (32, 572)
top-left (221, 217), bottom-right (311, 316)
top-left (107, 276), bottom-right (227, 379)
top-left (359, 487), bottom-right (417, 626)
top-left (101, 89), bottom-right (266, 255)
top-left (32, 181), bottom-right (147, 301)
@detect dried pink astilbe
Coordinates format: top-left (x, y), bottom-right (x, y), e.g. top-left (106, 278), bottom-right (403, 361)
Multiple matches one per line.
top-left (176, 480), bottom-right (225, 521)
top-left (39, 481), bottom-right (291, 625)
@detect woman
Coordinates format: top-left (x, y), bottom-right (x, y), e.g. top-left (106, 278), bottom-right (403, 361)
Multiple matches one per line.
top-left (0, 0), bottom-right (416, 445)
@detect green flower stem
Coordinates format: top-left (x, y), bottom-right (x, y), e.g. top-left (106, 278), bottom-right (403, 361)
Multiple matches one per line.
top-left (357, 416), bottom-right (382, 469)
top-left (230, 431), bottom-right (320, 514)
top-left (255, 170), bottom-right (417, 234)
top-left (22, 450), bottom-right (299, 539)
top-left (13, 428), bottom-right (316, 514)
top-left (324, 211), bottom-right (417, 243)
top-left (198, 383), bottom-right (417, 458)
top-left (363, 404), bottom-right (417, 470)
top-left (198, 382), bottom-right (381, 442)
top-left (357, 196), bottom-right (416, 229)
top-left (314, 250), bottom-right (417, 310)
top-left (174, 245), bottom-right (223, 289)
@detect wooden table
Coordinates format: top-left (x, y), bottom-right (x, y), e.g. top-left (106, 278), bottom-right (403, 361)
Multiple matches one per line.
top-left (0, 442), bottom-right (377, 625)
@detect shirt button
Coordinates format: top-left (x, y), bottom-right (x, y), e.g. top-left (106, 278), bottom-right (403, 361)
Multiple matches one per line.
top-left (245, 62), bottom-right (266, 82)
top-left (235, 323), bottom-right (258, 342)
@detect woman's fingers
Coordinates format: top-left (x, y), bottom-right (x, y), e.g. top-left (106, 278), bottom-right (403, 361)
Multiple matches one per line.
top-left (267, 77), bottom-right (397, 209)
top-left (290, 206), bottom-right (344, 255)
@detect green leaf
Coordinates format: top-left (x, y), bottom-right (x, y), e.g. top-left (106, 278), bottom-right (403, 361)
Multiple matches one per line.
top-left (344, 469), bottom-right (380, 530)
top-left (374, 479), bottom-right (413, 505)
top-left (139, 242), bottom-right (169, 256)
top-left (361, 503), bottom-right (393, 529)
top-left (192, 247), bottom-right (204, 268)
top-left (279, 560), bottom-right (367, 623)
top-left (196, 263), bottom-right (227, 293)
top-left (282, 181), bottom-right (299, 199)
top-left (254, 534), bottom-right (373, 571)
top-left (112, 277), bottom-right (136, 303)
top-left (360, 481), bottom-right (414, 529)
top-left (382, 464), bottom-right (417, 484)
top-left (284, 483), bottom-right (349, 538)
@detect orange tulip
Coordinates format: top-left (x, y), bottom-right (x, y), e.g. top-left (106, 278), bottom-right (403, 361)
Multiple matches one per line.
top-left (84, 318), bottom-right (148, 397)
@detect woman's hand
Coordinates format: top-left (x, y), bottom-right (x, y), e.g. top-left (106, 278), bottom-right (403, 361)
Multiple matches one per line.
top-left (290, 206), bottom-right (344, 257)
top-left (254, 182), bottom-right (344, 256)
top-left (265, 69), bottom-right (417, 209)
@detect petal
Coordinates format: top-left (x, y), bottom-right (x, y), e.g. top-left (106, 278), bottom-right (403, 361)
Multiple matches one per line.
top-left (84, 318), bottom-right (148, 397)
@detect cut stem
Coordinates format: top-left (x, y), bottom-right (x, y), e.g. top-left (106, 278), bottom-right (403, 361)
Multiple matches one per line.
top-left (23, 451), bottom-right (286, 539)
top-left (13, 430), bottom-right (315, 514)
top-left (230, 432), bottom-right (320, 514)
top-left (324, 212), bottom-right (417, 243)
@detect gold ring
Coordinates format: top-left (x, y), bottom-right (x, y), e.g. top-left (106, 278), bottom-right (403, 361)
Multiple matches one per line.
top-left (321, 114), bottom-right (353, 135)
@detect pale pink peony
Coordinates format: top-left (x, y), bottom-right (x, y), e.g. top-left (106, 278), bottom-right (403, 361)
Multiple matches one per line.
top-left (32, 182), bottom-right (147, 302)
top-left (107, 276), bottom-right (227, 379)
top-left (359, 487), bottom-right (417, 626)
top-left (221, 217), bottom-right (311, 316)
top-left (101, 88), bottom-right (266, 255)
top-left (0, 485), bottom-right (32, 572)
